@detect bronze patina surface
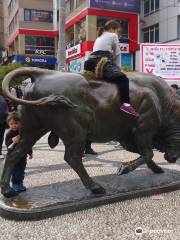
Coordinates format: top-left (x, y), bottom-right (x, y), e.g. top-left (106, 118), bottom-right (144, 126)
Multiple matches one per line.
top-left (1, 67), bottom-right (180, 199)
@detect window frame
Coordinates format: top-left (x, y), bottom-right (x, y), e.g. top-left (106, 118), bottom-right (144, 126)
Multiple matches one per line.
top-left (144, 0), bottom-right (159, 17)
top-left (25, 35), bottom-right (55, 55)
top-left (143, 24), bottom-right (159, 43)
top-left (24, 9), bottom-right (53, 23)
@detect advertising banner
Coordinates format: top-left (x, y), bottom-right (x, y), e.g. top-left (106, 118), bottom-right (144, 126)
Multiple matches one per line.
top-left (14, 55), bottom-right (57, 65)
top-left (90, 0), bottom-right (140, 13)
top-left (66, 44), bottom-right (81, 59)
top-left (141, 44), bottom-right (180, 80)
top-left (67, 57), bottom-right (85, 73)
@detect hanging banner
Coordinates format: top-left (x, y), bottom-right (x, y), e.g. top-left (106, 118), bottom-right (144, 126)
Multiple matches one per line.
top-left (90, 0), bottom-right (140, 13)
top-left (141, 44), bottom-right (180, 80)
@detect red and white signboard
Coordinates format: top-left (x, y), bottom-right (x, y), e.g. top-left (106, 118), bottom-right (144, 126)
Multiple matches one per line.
top-left (141, 44), bottom-right (180, 80)
top-left (66, 44), bottom-right (81, 59)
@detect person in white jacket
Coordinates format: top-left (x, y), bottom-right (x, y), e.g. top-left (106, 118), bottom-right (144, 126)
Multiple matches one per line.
top-left (84, 20), bottom-right (139, 117)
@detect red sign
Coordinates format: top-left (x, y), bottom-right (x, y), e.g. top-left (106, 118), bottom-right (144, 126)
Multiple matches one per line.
top-left (66, 44), bottom-right (81, 59)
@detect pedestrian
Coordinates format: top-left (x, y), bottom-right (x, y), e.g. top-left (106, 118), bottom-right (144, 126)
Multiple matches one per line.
top-left (84, 20), bottom-right (139, 117)
top-left (5, 112), bottom-right (33, 192)
top-left (10, 87), bottom-right (18, 110)
top-left (170, 84), bottom-right (178, 93)
top-left (0, 87), bottom-right (9, 158)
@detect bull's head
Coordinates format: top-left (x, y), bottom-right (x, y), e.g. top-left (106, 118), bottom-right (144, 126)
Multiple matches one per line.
top-left (163, 126), bottom-right (180, 163)
top-left (164, 148), bottom-right (180, 163)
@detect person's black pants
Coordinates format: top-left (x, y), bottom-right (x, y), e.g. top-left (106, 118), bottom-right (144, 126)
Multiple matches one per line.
top-left (84, 51), bottom-right (130, 104)
top-left (103, 62), bottom-right (129, 103)
top-left (0, 123), bottom-right (6, 155)
top-left (11, 155), bottom-right (27, 184)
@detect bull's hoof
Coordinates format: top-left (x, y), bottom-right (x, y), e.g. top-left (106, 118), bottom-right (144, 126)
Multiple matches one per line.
top-left (91, 184), bottom-right (106, 195)
top-left (152, 166), bottom-right (164, 174)
top-left (117, 164), bottom-right (130, 175)
top-left (1, 186), bottom-right (19, 198)
top-left (147, 162), bottom-right (164, 174)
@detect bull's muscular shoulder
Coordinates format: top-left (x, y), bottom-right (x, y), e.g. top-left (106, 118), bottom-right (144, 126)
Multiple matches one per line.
top-left (126, 72), bottom-right (171, 128)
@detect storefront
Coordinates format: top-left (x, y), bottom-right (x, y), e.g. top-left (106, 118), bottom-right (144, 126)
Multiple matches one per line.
top-left (8, 30), bottom-right (58, 69)
top-left (66, 43), bottom-right (85, 73)
top-left (65, 0), bottom-right (140, 72)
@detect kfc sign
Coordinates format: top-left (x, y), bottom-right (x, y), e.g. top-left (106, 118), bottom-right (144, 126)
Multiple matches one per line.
top-left (66, 44), bottom-right (81, 58)
top-left (119, 43), bottom-right (129, 53)
top-left (35, 49), bottom-right (47, 55)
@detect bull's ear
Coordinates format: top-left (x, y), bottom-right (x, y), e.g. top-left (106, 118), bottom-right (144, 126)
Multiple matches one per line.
top-left (48, 131), bottom-right (59, 149)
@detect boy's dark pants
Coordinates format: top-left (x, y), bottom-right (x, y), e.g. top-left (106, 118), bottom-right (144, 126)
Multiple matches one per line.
top-left (11, 156), bottom-right (27, 184)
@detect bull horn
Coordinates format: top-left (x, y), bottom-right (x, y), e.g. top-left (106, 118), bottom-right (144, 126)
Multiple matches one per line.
top-left (2, 67), bottom-right (54, 105)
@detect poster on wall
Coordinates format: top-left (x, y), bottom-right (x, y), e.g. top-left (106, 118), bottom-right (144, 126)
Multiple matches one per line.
top-left (90, 0), bottom-right (140, 13)
top-left (141, 44), bottom-right (180, 80)
top-left (67, 57), bottom-right (85, 73)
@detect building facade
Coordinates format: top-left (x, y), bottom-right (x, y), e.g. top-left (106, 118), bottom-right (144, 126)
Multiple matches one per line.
top-left (5, 0), bottom-right (57, 68)
top-left (4, 0), bottom-right (140, 70)
top-left (65, 0), bottom-right (140, 72)
top-left (136, 0), bottom-right (180, 71)
top-left (140, 0), bottom-right (180, 44)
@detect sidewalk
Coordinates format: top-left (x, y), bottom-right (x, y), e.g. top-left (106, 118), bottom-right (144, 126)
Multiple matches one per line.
top-left (0, 135), bottom-right (180, 239)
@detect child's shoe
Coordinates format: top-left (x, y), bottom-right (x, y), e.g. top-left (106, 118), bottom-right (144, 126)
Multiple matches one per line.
top-left (12, 183), bottom-right (26, 192)
top-left (120, 103), bottom-right (139, 117)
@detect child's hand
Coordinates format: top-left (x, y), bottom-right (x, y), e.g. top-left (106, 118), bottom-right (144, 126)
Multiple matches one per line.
top-left (28, 154), bottom-right (33, 159)
top-left (12, 135), bottom-right (20, 144)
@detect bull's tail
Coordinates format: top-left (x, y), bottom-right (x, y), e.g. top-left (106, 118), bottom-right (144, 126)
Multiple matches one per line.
top-left (2, 67), bottom-right (76, 108)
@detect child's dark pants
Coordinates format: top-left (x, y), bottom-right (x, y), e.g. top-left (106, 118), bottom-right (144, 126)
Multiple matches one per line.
top-left (84, 50), bottom-right (130, 104)
top-left (11, 156), bottom-right (27, 184)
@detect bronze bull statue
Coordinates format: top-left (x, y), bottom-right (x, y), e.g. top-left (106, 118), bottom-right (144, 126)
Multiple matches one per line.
top-left (1, 67), bottom-right (180, 198)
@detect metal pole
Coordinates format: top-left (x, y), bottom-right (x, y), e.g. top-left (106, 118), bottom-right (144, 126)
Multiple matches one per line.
top-left (57, 0), bottom-right (66, 71)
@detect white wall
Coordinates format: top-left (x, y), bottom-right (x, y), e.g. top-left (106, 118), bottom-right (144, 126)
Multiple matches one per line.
top-left (140, 0), bottom-right (180, 43)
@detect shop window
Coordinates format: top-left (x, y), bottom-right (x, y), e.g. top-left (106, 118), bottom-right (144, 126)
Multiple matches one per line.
top-left (8, 12), bottom-right (18, 36)
top-left (144, 0), bottom-right (150, 16)
top-left (144, 0), bottom-right (159, 16)
top-left (25, 36), bottom-right (55, 55)
top-left (66, 26), bottom-right (74, 48)
top-left (66, 0), bottom-right (74, 14)
top-left (76, 0), bottom-right (86, 8)
top-left (24, 9), bottom-right (53, 23)
top-left (97, 17), bottom-right (129, 39)
top-left (76, 18), bottom-right (86, 44)
top-left (8, 0), bottom-right (17, 16)
top-left (143, 24), bottom-right (159, 43)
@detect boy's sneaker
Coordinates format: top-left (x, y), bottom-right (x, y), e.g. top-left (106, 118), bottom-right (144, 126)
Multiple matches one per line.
top-left (120, 104), bottom-right (139, 117)
top-left (12, 183), bottom-right (26, 192)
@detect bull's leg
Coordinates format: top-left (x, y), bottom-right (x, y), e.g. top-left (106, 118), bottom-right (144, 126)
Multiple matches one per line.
top-left (64, 142), bottom-right (105, 194)
top-left (1, 131), bottom-right (45, 198)
top-left (119, 132), bottom-right (164, 175)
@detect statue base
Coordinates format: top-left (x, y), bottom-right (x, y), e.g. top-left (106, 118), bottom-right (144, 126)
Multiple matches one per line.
top-left (1, 142), bottom-right (180, 221)
top-left (1, 171), bottom-right (180, 221)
